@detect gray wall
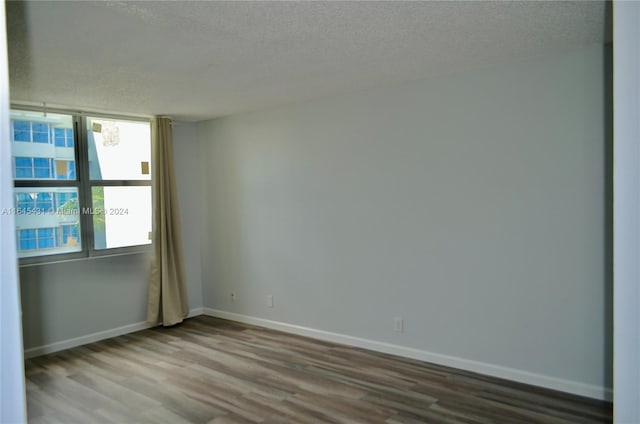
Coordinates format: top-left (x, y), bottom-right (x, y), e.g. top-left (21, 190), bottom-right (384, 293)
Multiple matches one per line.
top-left (613, 1), bottom-right (640, 420)
top-left (20, 123), bottom-right (203, 350)
top-left (20, 254), bottom-right (150, 349)
top-left (199, 45), bottom-right (611, 391)
top-left (172, 121), bottom-right (204, 311)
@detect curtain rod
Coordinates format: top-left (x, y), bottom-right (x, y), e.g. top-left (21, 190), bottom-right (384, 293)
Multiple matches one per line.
top-left (10, 101), bottom-right (154, 120)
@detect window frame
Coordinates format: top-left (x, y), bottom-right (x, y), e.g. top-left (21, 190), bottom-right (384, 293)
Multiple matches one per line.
top-left (12, 105), bottom-right (154, 266)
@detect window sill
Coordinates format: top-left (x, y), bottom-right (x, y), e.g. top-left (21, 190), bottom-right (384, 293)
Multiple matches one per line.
top-left (18, 245), bottom-right (153, 268)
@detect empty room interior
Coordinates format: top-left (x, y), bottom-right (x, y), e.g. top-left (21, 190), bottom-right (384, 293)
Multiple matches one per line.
top-left (3, 0), bottom-right (639, 423)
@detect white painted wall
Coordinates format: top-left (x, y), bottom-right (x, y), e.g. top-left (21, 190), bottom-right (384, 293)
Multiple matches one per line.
top-left (613, 1), bottom-right (640, 421)
top-left (20, 254), bottom-right (151, 350)
top-left (0, 0), bottom-right (27, 420)
top-left (199, 44), bottom-right (612, 397)
top-left (172, 121), bottom-right (204, 310)
top-left (20, 124), bottom-right (204, 352)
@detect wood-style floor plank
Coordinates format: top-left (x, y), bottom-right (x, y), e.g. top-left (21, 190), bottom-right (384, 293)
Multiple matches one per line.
top-left (25, 316), bottom-right (612, 423)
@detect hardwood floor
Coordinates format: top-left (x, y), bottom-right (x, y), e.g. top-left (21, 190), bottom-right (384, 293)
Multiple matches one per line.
top-left (25, 316), bottom-right (612, 424)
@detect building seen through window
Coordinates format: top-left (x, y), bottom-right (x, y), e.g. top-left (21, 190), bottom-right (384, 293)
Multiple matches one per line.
top-left (10, 109), bottom-right (152, 261)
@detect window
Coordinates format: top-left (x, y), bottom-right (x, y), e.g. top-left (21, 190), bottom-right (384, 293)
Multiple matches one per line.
top-left (54, 128), bottom-right (74, 148)
top-left (55, 191), bottom-right (78, 210)
top-left (12, 120), bottom-right (52, 144)
top-left (60, 224), bottom-right (79, 246)
top-left (13, 157), bottom-right (55, 179)
top-left (15, 157), bottom-right (34, 178)
top-left (55, 159), bottom-right (75, 180)
top-left (86, 116), bottom-right (152, 250)
top-left (10, 108), bottom-right (152, 263)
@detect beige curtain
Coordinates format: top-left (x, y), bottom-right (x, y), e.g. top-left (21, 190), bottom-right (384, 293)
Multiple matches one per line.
top-left (147, 117), bottom-right (188, 326)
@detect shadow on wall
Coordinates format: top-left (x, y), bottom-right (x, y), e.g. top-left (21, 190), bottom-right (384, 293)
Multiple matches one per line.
top-left (602, 41), bottom-right (613, 391)
top-left (6, 1), bottom-right (33, 97)
top-left (19, 265), bottom-right (45, 350)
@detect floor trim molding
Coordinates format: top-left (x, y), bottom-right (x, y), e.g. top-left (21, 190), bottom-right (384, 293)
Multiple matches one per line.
top-left (24, 307), bottom-right (204, 359)
top-left (202, 308), bottom-right (612, 402)
top-left (22, 306), bottom-right (611, 402)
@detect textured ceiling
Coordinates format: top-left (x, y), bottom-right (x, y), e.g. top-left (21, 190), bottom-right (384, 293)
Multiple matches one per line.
top-left (7, 1), bottom-right (608, 121)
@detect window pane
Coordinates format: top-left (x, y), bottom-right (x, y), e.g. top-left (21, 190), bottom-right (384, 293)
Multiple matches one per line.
top-left (32, 123), bottom-right (50, 143)
top-left (60, 224), bottom-right (80, 246)
top-left (37, 228), bottom-right (55, 248)
top-left (15, 192), bottom-right (34, 211)
top-left (87, 118), bottom-right (151, 180)
top-left (11, 111), bottom-right (74, 181)
top-left (14, 187), bottom-right (82, 258)
top-left (19, 229), bottom-right (36, 251)
top-left (55, 160), bottom-right (75, 180)
top-left (66, 129), bottom-right (74, 147)
top-left (54, 127), bottom-right (74, 147)
top-left (13, 120), bottom-right (31, 142)
top-left (92, 186), bottom-right (151, 249)
top-left (14, 157), bottom-right (33, 179)
top-left (15, 157), bottom-right (31, 166)
top-left (54, 128), bottom-right (66, 147)
top-left (14, 132), bottom-right (30, 142)
top-left (33, 158), bottom-right (52, 178)
top-left (55, 191), bottom-right (78, 210)
top-left (35, 192), bottom-right (53, 212)
top-left (13, 121), bottom-right (30, 131)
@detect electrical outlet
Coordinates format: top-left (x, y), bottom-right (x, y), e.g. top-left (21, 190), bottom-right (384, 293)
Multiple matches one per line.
top-left (266, 294), bottom-right (274, 308)
top-left (393, 317), bottom-right (404, 333)
top-left (230, 292), bottom-right (236, 302)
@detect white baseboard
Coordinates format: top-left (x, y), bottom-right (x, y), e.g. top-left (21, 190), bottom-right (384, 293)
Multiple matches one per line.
top-left (23, 306), bottom-right (611, 402)
top-left (24, 321), bottom-right (152, 359)
top-left (188, 307), bottom-right (204, 318)
top-left (202, 308), bottom-right (612, 402)
top-left (24, 307), bottom-right (204, 359)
